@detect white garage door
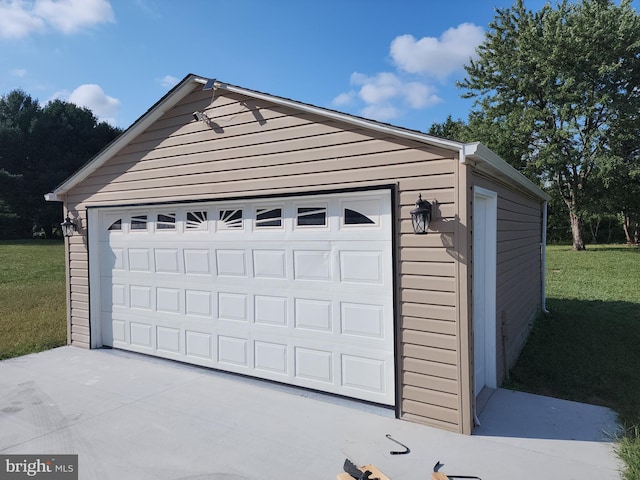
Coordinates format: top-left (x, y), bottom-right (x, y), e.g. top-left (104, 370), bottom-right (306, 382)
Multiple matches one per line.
top-left (92, 190), bottom-right (395, 405)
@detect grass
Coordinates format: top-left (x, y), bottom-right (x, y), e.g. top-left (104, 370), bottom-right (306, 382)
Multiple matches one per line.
top-left (0, 240), bottom-right (67, 360)
top-left (507, 244), bottom-right (640, 480)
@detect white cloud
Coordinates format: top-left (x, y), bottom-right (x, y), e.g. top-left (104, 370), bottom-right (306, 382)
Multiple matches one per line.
top-left (390, 23), bottom-right (484, 80)
top-left (11, 68), bottom-right (27, 77)
top-left (346, 72), bottom-right (442, 122)
top-left (331, 91), bottom-right (355, 107)
top-left (355, 72), bottom-right (400, 105)
top-left (159, 75), bottom-right (179, 89)
top-left (35, 0), bottom-right (114, 34)
top-left (403, 81), bottom-right (441, 109)
top-left (361, 104), bottom-right (400, 123)
top-left (68, 84), bottom-right (120, 124)
top-left (0, 1), bottom-right (45, 38)
top-left (332, 22), bottom-right (481, 124)
top-left (0, 0), bottom-right (114, 39)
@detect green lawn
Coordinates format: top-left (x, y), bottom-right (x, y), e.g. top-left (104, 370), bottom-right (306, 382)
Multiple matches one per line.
top-left (0, 240), bottom-right (67, 360)
top-left (508, 244), bottom-right (640, 480)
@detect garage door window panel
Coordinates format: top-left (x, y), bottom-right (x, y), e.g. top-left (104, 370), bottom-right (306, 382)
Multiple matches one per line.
top-left (256, 207), bottom-right (283, 228)
top-left (131, 215), bottom-right (148, 231)
top-left (156, 213), bottom-right (176, 230)
top-left (344, 209), bottom-right (375, 225)
top-left (341, 198), bottom-right (381, 227)
top-left (219, 209), bottom-right (243, 230)
top-left (186, 211), bottom-right (208, 231)
top-left (108, 219), bottom-right (122, 231)
top-left (296, 206), bottom-right (327, 227)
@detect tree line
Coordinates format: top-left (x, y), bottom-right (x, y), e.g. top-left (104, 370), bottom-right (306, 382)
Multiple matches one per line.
top-left (431, 0), bottom-right (640, 249)
top-left (0, 90), bottom-right (122, 239)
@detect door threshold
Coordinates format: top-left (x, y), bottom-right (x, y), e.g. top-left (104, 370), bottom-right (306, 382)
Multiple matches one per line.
top-left (476, 386), bottom-right (496, 415)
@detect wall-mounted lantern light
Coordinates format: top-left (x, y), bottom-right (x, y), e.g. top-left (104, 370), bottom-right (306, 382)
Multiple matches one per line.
top-left (410, 194), bottom-right (433, 234)
top-left (60, 216), bottom-right (78, 237)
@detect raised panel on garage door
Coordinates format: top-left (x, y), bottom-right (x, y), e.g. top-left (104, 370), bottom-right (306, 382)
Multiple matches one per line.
top-left (93, 190), bottom-right (395, 405)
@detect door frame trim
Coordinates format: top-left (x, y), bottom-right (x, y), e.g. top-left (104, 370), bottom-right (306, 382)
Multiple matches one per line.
top-left (88, 207), bottom-right (103, 348)
top-left (473, 186), bottom-right (498, 396)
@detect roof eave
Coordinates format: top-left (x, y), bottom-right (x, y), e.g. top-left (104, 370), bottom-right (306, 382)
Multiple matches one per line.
top-left (44, 74), bottom-right (206, 202)
top-left (462, 142), bottom-right (550, 202)
top-left (214, 81), bottom-right (465, 153)
top-left (45, 75), bottom-right (548, 204)
top-left (221, 82), bottom-right (547, 200)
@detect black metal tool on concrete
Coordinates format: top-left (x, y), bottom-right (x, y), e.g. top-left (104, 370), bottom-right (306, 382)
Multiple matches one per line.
top-left (432, 461), bottom-right (482, 480)
top-left (385, 434), bottom-right (410, 455)
top-left (343, 458), bottom-right (378, 480)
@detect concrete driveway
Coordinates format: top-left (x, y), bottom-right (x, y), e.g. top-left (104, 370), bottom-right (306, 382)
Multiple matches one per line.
top-left (0, 347), bottom-right (622, 479)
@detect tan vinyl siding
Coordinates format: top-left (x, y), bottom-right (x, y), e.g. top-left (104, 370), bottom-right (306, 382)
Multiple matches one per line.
top-left (472, 173), bottom-right (543, 387)
top-left (70, 159), bottom-right (454, 199)
top-left (68, 89), bottom-right (453, 205)
top-left (398, 177), bottom-right (460, 430)
top-left (63, 86), bottom-right (469, 430)
top-left (66, 217), bottom-right (90, 348)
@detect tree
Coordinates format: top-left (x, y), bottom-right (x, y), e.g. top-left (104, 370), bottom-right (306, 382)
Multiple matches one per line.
top-left (0, 90), bottom-right (41, 237)
top-left (605, 126), bottom-right (640, 244)
top-left (458, 0), bottom-right (640, 250)
top-left (0, 90), bottom-right (122, 238)
top-left (427, 115), bottom-right (470, 142)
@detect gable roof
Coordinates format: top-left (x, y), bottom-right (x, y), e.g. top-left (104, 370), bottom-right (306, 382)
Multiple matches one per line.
top-left (45, 73), bottom-right (549, 202)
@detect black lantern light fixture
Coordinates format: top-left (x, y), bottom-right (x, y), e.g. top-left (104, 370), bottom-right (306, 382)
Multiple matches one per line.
top-left (60, 216), bottom-right (78, 237)
top-left (410, 193), bottom-right (433, 234)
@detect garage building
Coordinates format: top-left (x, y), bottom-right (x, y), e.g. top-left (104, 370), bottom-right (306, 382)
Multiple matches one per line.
top-left (45, 74), bottom-right (550, 434)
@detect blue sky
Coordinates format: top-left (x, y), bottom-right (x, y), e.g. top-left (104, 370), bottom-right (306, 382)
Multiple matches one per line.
top-left (0, 0), bottom-right (631, 132)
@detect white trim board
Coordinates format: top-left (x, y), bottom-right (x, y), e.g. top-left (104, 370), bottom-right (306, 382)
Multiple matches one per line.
top-left (473, 186), bottom-right (498, 397)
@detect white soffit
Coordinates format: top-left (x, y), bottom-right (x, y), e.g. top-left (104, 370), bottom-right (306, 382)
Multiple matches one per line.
top-left (463, 143), bottom-right (550, 202)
